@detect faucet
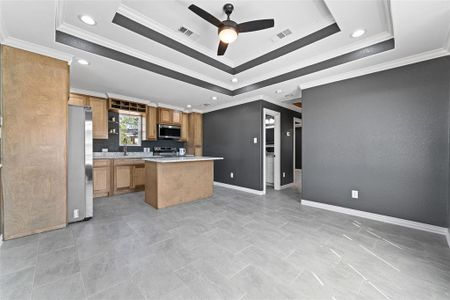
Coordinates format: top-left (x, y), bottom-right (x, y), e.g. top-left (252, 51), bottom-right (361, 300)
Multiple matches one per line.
top-left (123, 146), bottom-right (128, 156)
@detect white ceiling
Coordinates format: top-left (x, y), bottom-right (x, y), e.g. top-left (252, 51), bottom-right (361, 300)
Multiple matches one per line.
top-left (0, 0), bottom-right (449, 113)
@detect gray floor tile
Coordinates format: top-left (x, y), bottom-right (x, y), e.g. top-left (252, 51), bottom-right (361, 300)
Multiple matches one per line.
top-left (230, 265), bottom-right (300, 300)
top-left (87, 279), bottom-right (144, 300)
top-left (236, 246), bottom-right (301, 284)
top-left (0, 242), bottom-right (38, 276)
top-left (130, 254), bottom-right (186, 299)
top-left (79, 251), bottom-right (131, 296)
top-left (0, 234), bottom-right (40, 251)
top-left (0, 266), bottom-right (34, 300)
top-left (2, 186), bottom-right (449, 300)
top-left (34, 246), bottom-right (80, 287)
top-left (207, 228), bottom-right (252, 254)
top-left (37, 228), bottom-right (75, 255)
top-left (32, 273), bottom-right (86, 300)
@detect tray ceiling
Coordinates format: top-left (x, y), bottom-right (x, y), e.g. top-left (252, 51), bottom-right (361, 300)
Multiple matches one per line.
top-left (0, 0), bottom-right (449, 112)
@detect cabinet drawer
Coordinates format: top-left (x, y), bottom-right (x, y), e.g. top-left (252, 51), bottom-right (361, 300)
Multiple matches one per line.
top-left (114, 159), bottom-right (144, 166)
top-left (94, 159), bottom-right (111, 167)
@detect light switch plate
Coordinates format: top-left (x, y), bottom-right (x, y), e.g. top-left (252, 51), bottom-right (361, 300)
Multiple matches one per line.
top-left (253, 137), bottom-right (258, 144)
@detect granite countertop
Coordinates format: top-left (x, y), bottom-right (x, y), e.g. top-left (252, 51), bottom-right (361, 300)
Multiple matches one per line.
top-left (143, 156), bottom-right (224, 163)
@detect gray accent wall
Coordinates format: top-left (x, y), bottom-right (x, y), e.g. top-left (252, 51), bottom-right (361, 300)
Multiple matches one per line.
top-left (302, 56), bottom-right (450, 227)
top-left (203, 101), bottom-right (263, 190)
top-left (203, 100), bottom-right (301, 191)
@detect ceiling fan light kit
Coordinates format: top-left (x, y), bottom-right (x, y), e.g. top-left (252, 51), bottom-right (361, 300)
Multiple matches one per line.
top-left (188, 3), bottom-right (275, 56)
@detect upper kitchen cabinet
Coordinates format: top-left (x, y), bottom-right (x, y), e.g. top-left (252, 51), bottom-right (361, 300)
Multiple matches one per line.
top-left (89, 97), bottom-right (108, 139)
top-left (180, 112), bottom-right (189, 141)
top-left (172, 110), bottom-right (182, 125)
top-left (146, 106), bottom-right (157, 140)
top-left (158, 107), bottom-right (182, 125)
top-left (68, 93), bottom-right (88, 107)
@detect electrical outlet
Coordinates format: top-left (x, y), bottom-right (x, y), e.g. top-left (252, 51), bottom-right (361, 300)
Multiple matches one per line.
top-left (73, 209), bottom-right (79, 219)
top-left (351, 190), bottom-right (359, 199)
top-left (230, 172), bottom-right (234, 178)
top-left (253, 137), bottom-right (258, 144)
top-left (283, 172), bottom-right (286, 178)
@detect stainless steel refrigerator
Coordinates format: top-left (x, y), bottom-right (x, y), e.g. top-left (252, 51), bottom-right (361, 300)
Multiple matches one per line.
top-left (68, 105), bottom-right (93, 223)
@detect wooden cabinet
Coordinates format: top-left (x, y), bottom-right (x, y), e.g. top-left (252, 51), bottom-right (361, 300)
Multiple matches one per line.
top-left (68, 93), bottom-right (88, 107)
top-left (114, 165), bottom-right (133, 193)
top-left (89, 97), bottom-right (108, 139)
top-left (158, 107), bottom-right (182, 125)
top-left (93, 160), bottom-right (111, 198)
top-left (180, 113), bottom-right (189, 141)
top-left (146, 106), bottom-right (157, 140)
top-left (172, 110), bottom-right (182, 125)
top-left (113, 159), bottom-right (145, 194)
top-left (133, 165), bottom-right (145, 188)
top-left (93, 159), bottom-right (145, 197)
top-left (187, 113), bottom-right (203, 155)
top-left (158, 108), bottom-right (172, 124)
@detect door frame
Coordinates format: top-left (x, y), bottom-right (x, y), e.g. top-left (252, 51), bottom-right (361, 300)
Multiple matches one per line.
top-left (293, 117), bottom-right (302, 180)
top-left (263, 108), bottom-right (281, 193)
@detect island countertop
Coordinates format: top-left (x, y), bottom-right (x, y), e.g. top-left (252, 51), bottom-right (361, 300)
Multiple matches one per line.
top-left (143, 156), bottom-right (223, 163)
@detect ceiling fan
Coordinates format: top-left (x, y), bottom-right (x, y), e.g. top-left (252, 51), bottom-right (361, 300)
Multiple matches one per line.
top-left (188, 3), bottom-right (275, 56)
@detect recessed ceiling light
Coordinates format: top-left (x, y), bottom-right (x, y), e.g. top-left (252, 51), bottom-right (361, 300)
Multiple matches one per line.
top-left (231, 78), bottom-right (238, 83)
top-left (275, 89), bottom-right (282, 94)
top-left (79, 15), bottom-right (96, 26)
top-left (351, 29), bottom-right (366, 38)
top-left (211, 96), bottom-right (218, 100)
top-left (77, 59), bottom-right (89, 65)
top-left (186, 104), bottom-right (192, 108)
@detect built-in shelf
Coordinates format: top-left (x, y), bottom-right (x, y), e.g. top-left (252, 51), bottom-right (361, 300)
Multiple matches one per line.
top-left (109, 98), bottom-right (147, 113)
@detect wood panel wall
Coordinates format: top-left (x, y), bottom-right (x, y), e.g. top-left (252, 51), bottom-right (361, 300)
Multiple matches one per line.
top-left (1, 46), bottom-right (69, 239)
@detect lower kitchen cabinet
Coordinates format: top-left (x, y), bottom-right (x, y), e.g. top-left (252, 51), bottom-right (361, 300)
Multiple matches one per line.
top-left (93, 159), bottom-right (146, 198)
top-left (133, 165), bottom-right (146, 188)
top-left (93, 160), bottom-right (111, 198)
top-left (114, 165), bottom-right (133, 194)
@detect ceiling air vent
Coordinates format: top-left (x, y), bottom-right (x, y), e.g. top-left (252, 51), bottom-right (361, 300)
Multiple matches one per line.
top-left (272, 29), bottom-right (292, 42)
top-left (178, 26), bottom-right (196, 38)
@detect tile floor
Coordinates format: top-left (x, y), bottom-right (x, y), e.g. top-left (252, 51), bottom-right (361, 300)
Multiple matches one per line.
top-left (1, 186), bottom-right (449, 299)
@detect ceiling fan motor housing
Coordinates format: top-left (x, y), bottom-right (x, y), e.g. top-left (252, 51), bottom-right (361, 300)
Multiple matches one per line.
top-left (219, 20), bottom-right (238, 35)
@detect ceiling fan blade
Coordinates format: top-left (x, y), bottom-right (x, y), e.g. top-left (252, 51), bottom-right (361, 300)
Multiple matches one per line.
top-left (188, 4), bottom-right (223, 27)
top-left (237, 19), bottom-right (274, 33)
top-left (217, 41), bottom-right (228, 56)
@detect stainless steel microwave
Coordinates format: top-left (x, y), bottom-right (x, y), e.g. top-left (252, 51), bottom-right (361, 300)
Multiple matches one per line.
top-left (158, 124), bottom-right (181, 140)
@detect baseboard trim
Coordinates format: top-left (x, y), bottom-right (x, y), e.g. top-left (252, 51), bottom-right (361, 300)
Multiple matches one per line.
top-left (446, 231), bottom-right (450, 248)
top-left (301, 199), bottom-right (448, 236)
top-left (214, 182), bottom-right (265, 195)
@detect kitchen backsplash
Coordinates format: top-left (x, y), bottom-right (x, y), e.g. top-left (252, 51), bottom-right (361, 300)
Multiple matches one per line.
top-left (93, 111), bottom-right (185, 152)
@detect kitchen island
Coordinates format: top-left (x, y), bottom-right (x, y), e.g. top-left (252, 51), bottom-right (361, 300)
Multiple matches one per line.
top-left (144, 156), bottom-right (223, 208)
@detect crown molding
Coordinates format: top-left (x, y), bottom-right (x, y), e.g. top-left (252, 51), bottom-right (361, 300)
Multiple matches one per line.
top-left (301, 48), bottom-right (449, 90)
top-left (201, 94), bottom-right (301, 114)
top-left (57, 23), bottom-right (233, 89)
top-left (70, 88), bottom-right (107, 99)
top-left (117, 4), bottom-right (235, 67)
top-left (2, 36), bottom-right (73, 62)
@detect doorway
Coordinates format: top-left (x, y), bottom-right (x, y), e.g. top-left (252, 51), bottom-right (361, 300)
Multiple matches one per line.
top-left (293, 117), bottom-right (302, 192)
top-left (263, 108), bottom-right (281, 193)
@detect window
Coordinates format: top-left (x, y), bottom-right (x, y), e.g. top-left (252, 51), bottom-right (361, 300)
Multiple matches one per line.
top-left (119, 114), bottom-right (142, 146)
